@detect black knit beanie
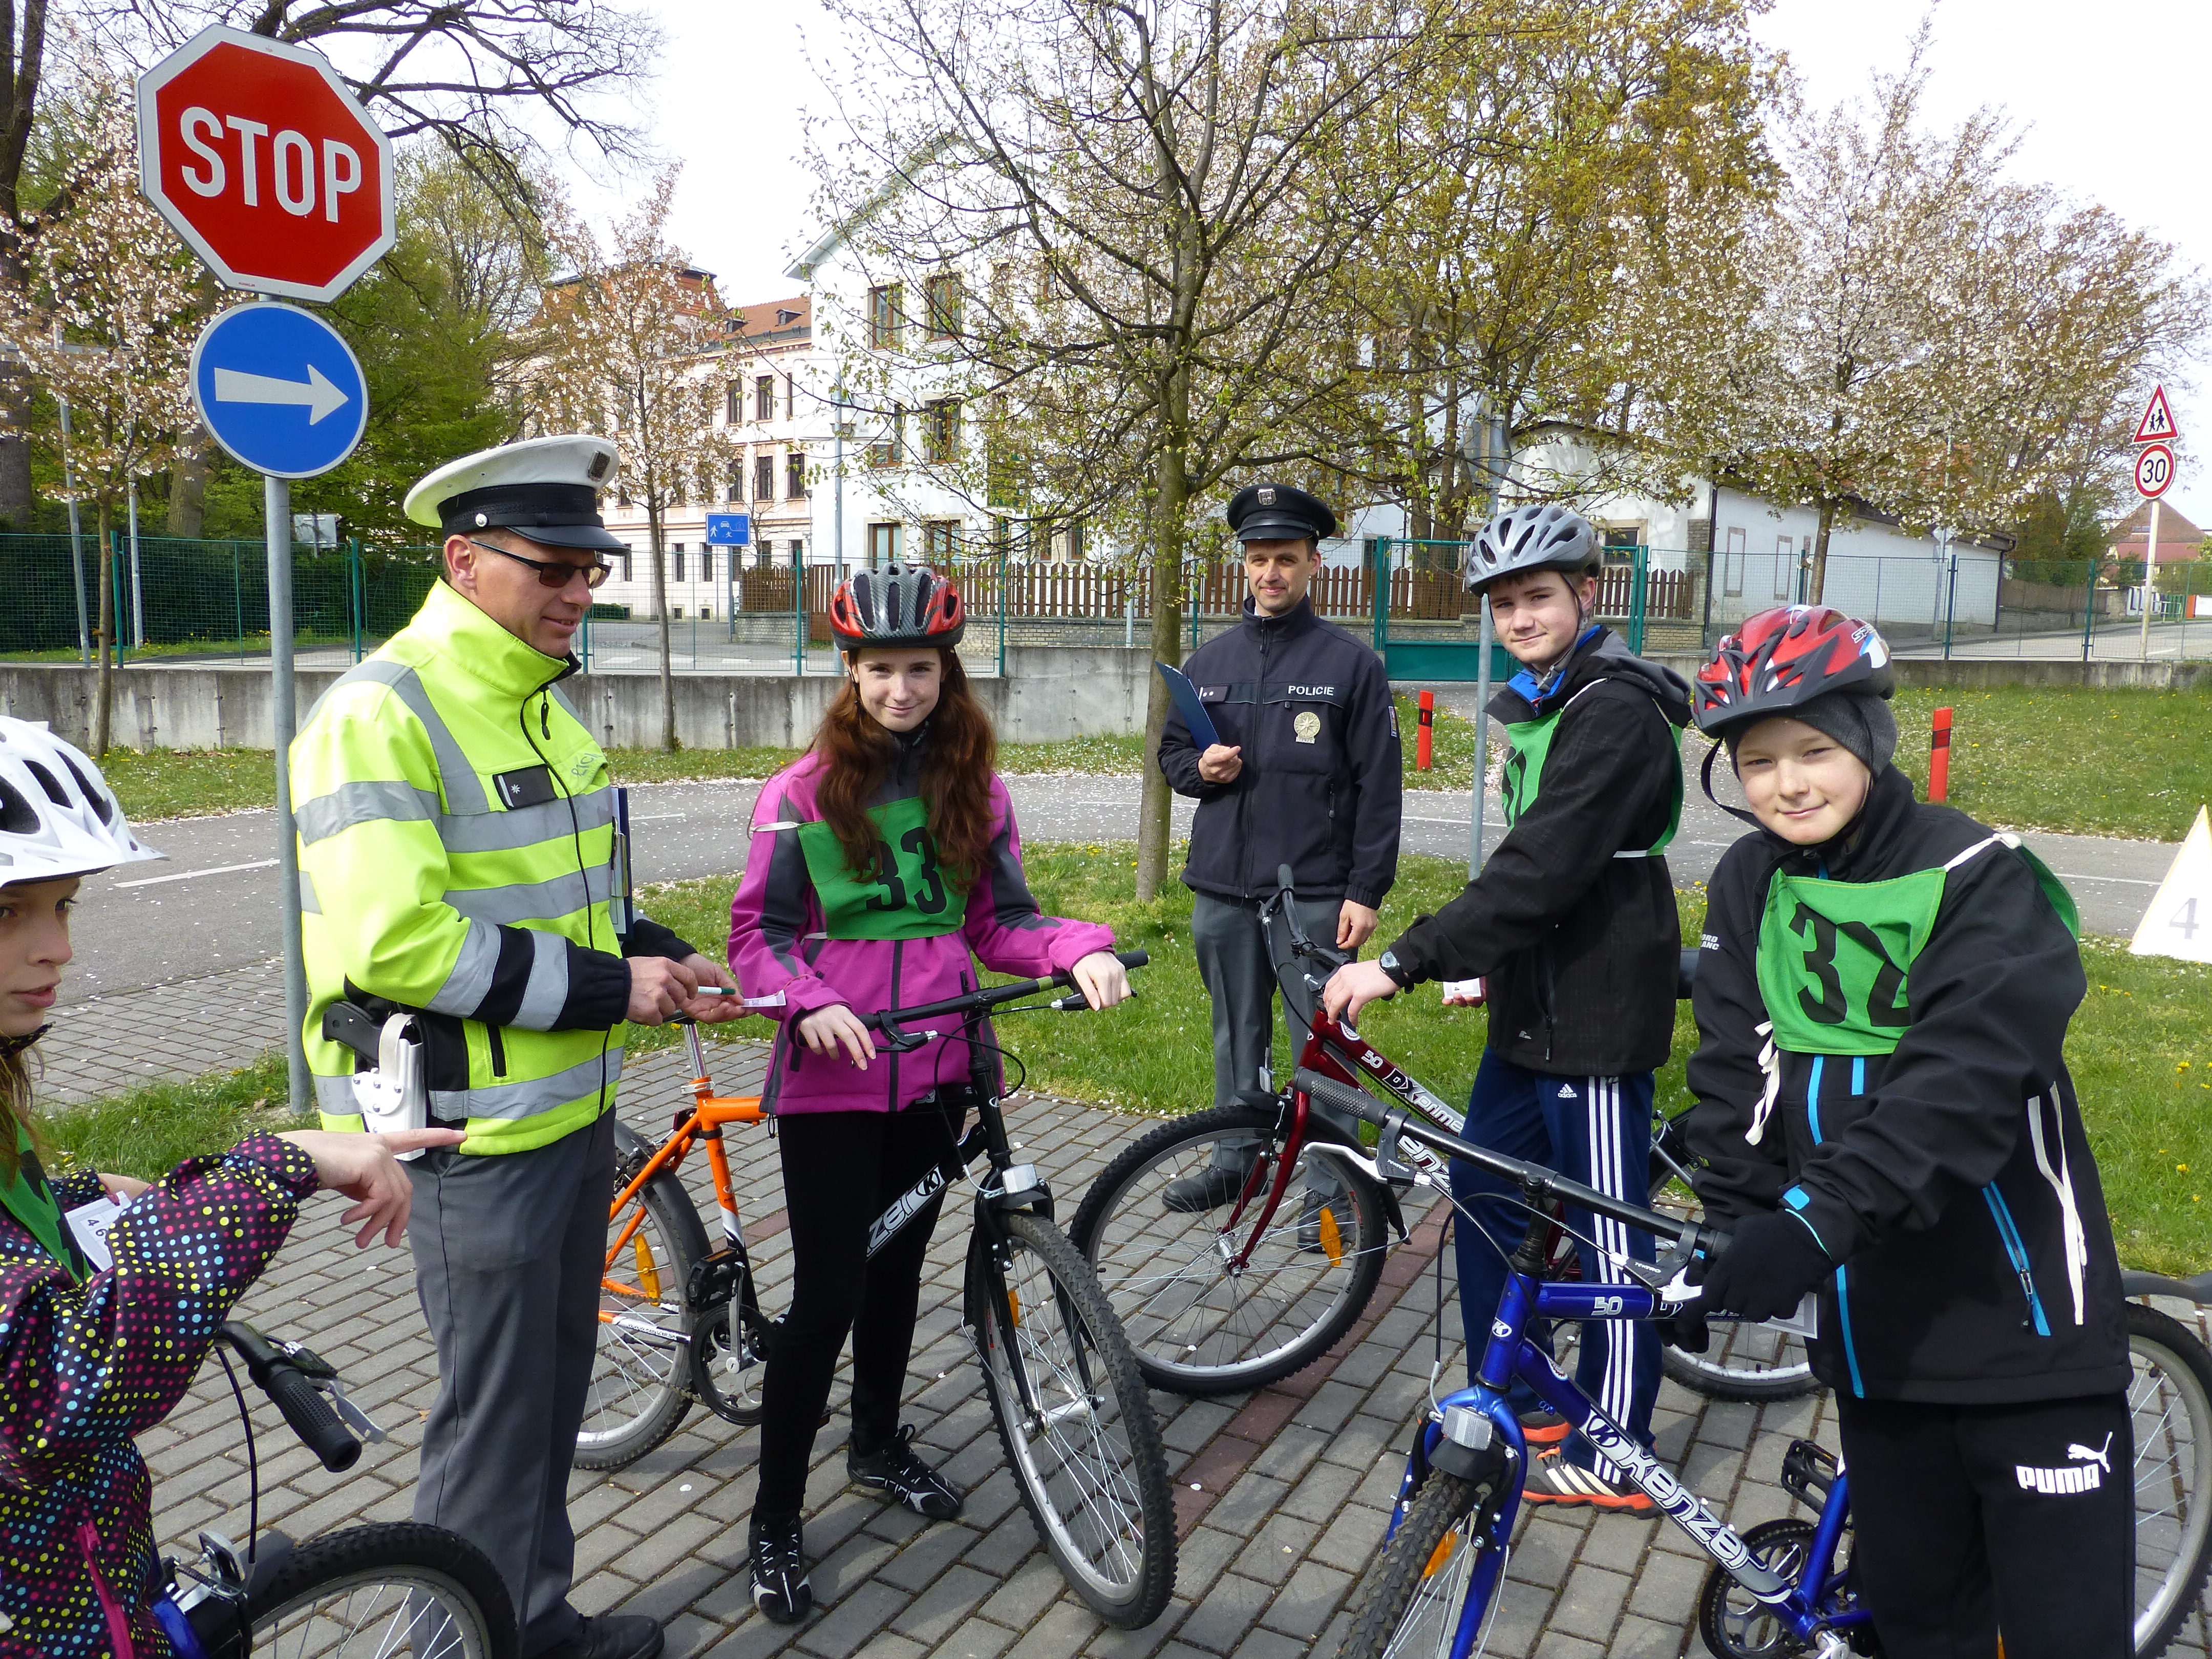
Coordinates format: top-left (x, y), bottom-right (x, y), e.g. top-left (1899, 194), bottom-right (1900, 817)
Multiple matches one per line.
top-left (1728, 688), bottom-right (1897, 775)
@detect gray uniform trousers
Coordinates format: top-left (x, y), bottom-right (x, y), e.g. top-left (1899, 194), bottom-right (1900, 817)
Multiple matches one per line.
top-left (1190, 890), bottom-right (1344, 1109)
top-left (408, 1108), bottom-right (614, 1658)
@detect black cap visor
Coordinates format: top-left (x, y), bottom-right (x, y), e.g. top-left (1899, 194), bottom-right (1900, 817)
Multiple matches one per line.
top-left (438, 481), bottom-right (626, 554)
top-left (1233, 512), bottom-right (1325, 543)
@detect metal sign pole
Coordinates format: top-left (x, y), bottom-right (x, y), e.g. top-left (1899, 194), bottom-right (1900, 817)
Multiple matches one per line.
top-left (265, 472), bottom-right (308, 1114)
top-left (2140, 497), bottom-right (2162, 662)
top-left (127, 485), bottom-right (144, 648)
top-left (59, 396), bottom-right (88, 664)
top-left (1470, 594), bottom-right (1493, 877)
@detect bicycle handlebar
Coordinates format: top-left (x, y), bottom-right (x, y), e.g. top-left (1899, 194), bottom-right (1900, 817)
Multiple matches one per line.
top-left (219, 1322), bottom-right (361, 1473)
top-left (1294, 1067), bottom-right (1725, 1254)
top-left (864, 949), bottom-right (1150, 1031)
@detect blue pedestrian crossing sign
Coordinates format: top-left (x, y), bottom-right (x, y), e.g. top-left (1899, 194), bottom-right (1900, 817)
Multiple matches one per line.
top-left (706, 513), bottom-right (751, 546)
top-left (190, 301), bottom-right (369, 479)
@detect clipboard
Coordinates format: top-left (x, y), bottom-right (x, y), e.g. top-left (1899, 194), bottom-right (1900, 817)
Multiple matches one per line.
top-left (1155, 662), bottom-right (1220, 749)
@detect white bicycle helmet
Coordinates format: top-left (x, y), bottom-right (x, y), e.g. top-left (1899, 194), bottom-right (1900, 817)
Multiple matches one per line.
top-left (0, 719), bottom-right (161, 883)
top-left (1463, 504), bottom-right (1603, 594)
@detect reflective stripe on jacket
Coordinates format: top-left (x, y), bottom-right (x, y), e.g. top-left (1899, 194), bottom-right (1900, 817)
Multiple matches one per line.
top-left (292, 580), bottom-right (665, 1154)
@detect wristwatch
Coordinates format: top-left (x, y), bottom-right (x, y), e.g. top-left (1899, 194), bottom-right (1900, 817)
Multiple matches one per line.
top-left (1377, 949), bottom-right (1415, 990)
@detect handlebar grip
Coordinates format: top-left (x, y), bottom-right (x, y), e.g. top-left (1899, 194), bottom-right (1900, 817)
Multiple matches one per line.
top-left (262, 1359), bottom-right (361, 1473)
top-left (1295, 1068), bottom-right (1381, 1126)
top-left (1277, 864), bottom-right (1295, 894)
top-left (1115, 949), bottom-right (1149, 969)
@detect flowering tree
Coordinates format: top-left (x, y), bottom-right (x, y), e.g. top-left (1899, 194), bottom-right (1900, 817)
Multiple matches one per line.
top-left (2, 73), bottom-right (202, 754)
top-left (530, 169), bottom-right (733, 751)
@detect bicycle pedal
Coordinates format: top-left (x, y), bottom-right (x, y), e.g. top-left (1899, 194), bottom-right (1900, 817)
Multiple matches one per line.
top-left (1779, 1438), bottom-right (1838, 1508)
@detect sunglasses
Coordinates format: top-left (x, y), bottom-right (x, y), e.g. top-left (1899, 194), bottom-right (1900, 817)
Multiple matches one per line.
top-left (465, 537), bottom-right (613, 590)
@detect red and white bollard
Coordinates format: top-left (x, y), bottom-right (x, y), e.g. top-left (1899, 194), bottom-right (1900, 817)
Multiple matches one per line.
top-left (1928, 706), bottom-right (1953, 802)
top-left (1416, 690), bottom-right (1434, 770)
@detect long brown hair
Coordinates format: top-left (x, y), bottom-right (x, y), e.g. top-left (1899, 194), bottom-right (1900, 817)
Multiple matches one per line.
top-left (813, 648), bottom-right (997, 887)
top-left (0, 1047), bottom-right (39, 1183)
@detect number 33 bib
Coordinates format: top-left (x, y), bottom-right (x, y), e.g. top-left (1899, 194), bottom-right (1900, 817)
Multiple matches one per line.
top-left (797, 796), bottom-right (968, 942)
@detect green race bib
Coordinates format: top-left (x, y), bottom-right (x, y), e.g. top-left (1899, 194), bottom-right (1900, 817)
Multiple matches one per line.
top-left (796, 795), bottom-right (969, 942)
top-left (1757, 867), bottom-right (1946, 1056)
top-left (1, 1122), bottom-right (86, 1279)
top-left (1501, 694), bottom-right (1680, 855)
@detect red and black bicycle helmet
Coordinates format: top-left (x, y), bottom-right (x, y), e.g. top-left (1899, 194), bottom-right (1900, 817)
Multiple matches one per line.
top-left (1693, 605), bottom-right (1894, 738)
top-left (828, 562), bottom-right (966, 650)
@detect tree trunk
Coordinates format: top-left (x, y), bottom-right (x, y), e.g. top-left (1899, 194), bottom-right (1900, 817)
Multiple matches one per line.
top-left (93, 497), bottom-right (114, 755)
top-left (167, 451), bottom-right (207, 536)
top-left (0, 371), bottom-right (31, 530)
top-left (1134, 397), bottom-right (1191, 905)
top-left (648, 499), bottom-right (676, 751)
top-left (1808, 497), bottom-right (1837, 606)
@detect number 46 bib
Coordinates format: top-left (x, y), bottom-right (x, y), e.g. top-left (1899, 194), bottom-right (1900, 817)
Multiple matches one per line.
top-left (797, 796), bottom-right (969, 942)
top-left (1757, 835), bottom-right (2078, 1056)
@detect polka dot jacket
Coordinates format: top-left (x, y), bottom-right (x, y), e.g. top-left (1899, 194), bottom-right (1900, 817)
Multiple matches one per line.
top-left (0, 1132), bottom-right (317, 1658)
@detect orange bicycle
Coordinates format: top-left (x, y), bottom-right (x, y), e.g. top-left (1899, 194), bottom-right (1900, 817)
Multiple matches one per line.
top-left (578, 1017), bottom-right (774, 1471)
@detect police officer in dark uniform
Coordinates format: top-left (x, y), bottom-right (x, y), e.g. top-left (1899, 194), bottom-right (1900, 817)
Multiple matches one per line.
top-left (1157, 482), bottom-right (1402, 1205)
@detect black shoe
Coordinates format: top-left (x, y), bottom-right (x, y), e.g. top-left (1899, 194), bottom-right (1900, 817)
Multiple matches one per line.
top-left (848, 1423), bottom-right (966, 1519)
top-left (749, 1511), bottom-right (813, 1625)
top-left (1296, 1187), bottom-right (1348, 1257)
top-left (543, 1613), bottom-right (665, 1659)
top-left (1162, 1158), bottom-right (1257, 1214)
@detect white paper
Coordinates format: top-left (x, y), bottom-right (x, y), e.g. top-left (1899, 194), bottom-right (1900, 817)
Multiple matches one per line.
top-left (63, 1194), bottom-right (129, 1273)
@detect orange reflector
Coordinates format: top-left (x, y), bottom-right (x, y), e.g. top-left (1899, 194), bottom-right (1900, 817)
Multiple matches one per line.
top-left (1422, 1530), bottom-right (1457, 1580)
top-left (1318, 1206), bottom-right (1344, 1266)
top-left (635, 1236), bottom-right (661, 1302)
top-left (1008, 1289), bottom-right (1022, 1326)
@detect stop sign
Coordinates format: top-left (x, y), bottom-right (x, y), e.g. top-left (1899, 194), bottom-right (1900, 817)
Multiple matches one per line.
top-left (136, 25), bottom-right (394, 303)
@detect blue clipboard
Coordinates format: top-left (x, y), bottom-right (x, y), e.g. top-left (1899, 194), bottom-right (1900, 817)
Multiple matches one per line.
top-left (1155, 662), bottom-right (1220, 749)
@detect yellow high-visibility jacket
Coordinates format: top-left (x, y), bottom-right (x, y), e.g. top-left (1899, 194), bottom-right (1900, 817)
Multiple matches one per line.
top-left (290, 579), bottom-right (693, 1153)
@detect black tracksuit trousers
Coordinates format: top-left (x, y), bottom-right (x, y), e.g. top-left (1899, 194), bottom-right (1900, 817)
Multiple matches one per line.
top-left (1836, 1391), bottom-right (2133, 1659)
top-left (752, 1096), bottom-right (961, 1517)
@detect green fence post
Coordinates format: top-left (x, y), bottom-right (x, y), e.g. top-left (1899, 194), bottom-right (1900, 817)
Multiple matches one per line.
top-left (2081, 559), bottom-right (2097, 663)
top-left (793, 542), bottom-right (805, 677)
top-left (349, 538), bottom-right (363, 663)
top-left (110, 531), bottom-right (124, 669)
top-left (1628, 544), bottom-right (1649, 655)
top-left (997, 543), bottom-right (1008, 676)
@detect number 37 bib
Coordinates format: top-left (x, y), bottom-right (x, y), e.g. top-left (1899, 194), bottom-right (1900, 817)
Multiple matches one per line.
top-left (797, 796), bottom-right (969, 942)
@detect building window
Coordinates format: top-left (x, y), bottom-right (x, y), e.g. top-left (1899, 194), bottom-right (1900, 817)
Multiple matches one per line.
top-left (922, 520), bottom-right (959, 563)
top-left (869, 405), bottom-right (905, 468)
top-left (925, 272), bottom-right (962, 340)
top-left (868, 284), bottom-right (902, 350)
top-left (868, 522), bottom-right (901, 566)
top-left (1723, 527), bottom-right (1745, 598)
top-left (726, 384), bottom-right (741, 425)
top-left (620, 548), bottom-right (633, 583)
top-left (1774, 536), bottom-right (1794, 601)
top-left (756, 374), bottom-right (776, 421)
top-left (922, 399), bottom-right (961, 465)
top-left (786, 451), bottom-right (807, 500)
top-left (671, 547), bottom-right (685, 582)
top-left (755, 455), bottom-right (775, 501)
top-left (727, 462), bottom-right (742, 504)
top-left (1600, 526), bottom-right (1641, 563)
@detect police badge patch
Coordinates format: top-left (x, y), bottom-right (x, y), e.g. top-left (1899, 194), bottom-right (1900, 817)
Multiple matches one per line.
top-left (1293, 710), bottom-right (1321, 743)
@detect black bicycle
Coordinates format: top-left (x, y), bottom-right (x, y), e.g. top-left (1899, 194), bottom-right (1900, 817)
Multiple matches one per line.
top-left (155, 1321), bottom-right (515, 1658)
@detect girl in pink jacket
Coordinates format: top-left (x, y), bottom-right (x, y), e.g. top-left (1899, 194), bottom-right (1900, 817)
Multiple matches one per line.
top-left (727, 565), bottom-right (1128, 1624)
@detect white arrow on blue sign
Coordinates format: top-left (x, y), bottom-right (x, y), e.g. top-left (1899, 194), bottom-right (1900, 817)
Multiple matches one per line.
top-left (190, 301), bottom-right (369, 479)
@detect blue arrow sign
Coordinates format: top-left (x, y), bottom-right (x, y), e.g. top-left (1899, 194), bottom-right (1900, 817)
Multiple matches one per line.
top-left (190, 302), bottom-right (369, 479)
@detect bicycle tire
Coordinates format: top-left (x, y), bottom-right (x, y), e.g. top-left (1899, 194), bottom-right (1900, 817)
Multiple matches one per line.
top-left (968, 1211), bottom-right (1176, 1628)
top-left (243, 1521), bottom-right (516, 1658)
top-left (1335, 1470), bottom-right (1497, 1659)
top-left (577, 1122), bottom-right (708, 1471)
top-left (1070, 1104), bottom-right (1387, 1396)
top-left (2129, 1300), bottom-right (2212, 1658)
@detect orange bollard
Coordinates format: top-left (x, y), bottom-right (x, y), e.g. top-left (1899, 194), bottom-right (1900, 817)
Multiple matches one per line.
top-left (1416, 690), bottom-right (1434, 770)
top-left (1929, 706), bottom-right (1953, 802)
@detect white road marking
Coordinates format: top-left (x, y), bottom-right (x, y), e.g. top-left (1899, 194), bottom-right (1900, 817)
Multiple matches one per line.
top-left (115, 859), bottom-right (278, 890)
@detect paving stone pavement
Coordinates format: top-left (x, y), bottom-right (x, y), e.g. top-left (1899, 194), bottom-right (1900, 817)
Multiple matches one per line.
top-left (42, 956), bottom-right (293, 1105)
top-left (143, 1036), bottom-right (2212, 1659)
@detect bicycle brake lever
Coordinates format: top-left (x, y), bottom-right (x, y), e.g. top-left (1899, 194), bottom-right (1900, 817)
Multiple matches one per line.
top-left (1373, 1108), bottom-right (1417, 1184)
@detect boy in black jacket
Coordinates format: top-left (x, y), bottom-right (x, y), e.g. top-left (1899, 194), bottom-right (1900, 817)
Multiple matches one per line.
top-left (1325, 504), bottom-right (1690, 1510)
top-left (1682, 605), bottom-right (2130, 1658)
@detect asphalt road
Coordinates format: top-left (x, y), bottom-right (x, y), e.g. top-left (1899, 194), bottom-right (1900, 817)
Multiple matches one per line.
top-left (61, 764), bottom-right (2178, 1007)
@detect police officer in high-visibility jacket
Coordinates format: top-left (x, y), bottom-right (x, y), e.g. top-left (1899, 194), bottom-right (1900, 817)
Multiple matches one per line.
top-left (291, 435), bottom-right (740, 1659)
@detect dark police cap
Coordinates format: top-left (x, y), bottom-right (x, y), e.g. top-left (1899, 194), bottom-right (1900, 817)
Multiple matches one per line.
top-left (402, 435), bottom-right (629, 554)
top-left (1226, 481), bottom-right (1338, 543)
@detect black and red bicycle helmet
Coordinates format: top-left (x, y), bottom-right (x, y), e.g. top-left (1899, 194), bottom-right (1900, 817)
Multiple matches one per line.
top-left (1693, 605), bottom-right (1894, 738)
top-left (828, 562), bottom-right (966, 650)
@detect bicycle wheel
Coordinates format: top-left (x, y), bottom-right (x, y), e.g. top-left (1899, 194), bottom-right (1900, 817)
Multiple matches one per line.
top-left (968, 1212), bottom-right (1176, 1628)
top-left (244, 1522), bottom-right (516, 1658)
top-left (1336, 1471), bottom-right (1502, 1659)
top-left (578, 1123), bottom-right (708, 1471)
top-left (2129, 1300), bottom-right (2212, 1658)
top-left (1071, 1104), bottom-right (1387, 1395)
top-left (1648, 1167), bottom-right (1817, 1402)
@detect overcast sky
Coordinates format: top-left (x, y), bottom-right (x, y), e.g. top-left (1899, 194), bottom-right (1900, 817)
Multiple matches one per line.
top-left (562, 0), bottom-right (2212, 525)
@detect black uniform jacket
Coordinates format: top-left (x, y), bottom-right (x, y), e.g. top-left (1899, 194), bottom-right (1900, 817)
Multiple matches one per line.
top-left (1687, 766), bottom-right (2129, 1404)
top-left (1385, 628), bottom-right (1690, 1077)
top-left (1158, 596), bottom-right (1402, 908)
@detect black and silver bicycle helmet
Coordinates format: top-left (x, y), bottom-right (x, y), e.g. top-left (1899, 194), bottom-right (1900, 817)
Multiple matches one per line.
top-left (828, 563), bottom-right (967, 649)
top-left (1463, 504), bottom-right (1602, 595)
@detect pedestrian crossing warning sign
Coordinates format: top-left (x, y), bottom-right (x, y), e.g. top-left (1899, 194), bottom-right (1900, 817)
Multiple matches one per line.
top-left (2132, 805), bottom-right (2212, 964)
top-left (2135, 385), bottom-right (2181, 445)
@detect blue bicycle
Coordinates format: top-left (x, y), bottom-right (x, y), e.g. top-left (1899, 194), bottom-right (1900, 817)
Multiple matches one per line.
top-left (1311, 1069), bottom-right (2212, 1659)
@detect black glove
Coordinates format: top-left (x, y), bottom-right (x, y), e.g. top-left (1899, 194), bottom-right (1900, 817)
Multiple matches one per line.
top-left (1655, 1301), bottom-right (1710, 1353)
top-left (1693, 1208), bottom-right (1833, 1325)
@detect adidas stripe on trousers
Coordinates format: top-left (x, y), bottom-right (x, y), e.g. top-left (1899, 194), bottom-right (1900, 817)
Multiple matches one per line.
top-left (1449, 1050), bottom-right (1660, 1479)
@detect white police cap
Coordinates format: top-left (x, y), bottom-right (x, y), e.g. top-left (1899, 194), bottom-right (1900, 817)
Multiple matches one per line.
top-left (403, 435), bottom-right (626, 551)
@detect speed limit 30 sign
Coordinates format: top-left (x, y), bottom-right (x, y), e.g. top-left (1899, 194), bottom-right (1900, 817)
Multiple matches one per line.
top-left (2135, 443), bottom-right (2175, 501)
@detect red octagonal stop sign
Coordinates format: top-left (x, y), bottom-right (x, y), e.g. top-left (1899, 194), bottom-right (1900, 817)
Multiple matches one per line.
top-left (137, 26), bottom-right (394, 303)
